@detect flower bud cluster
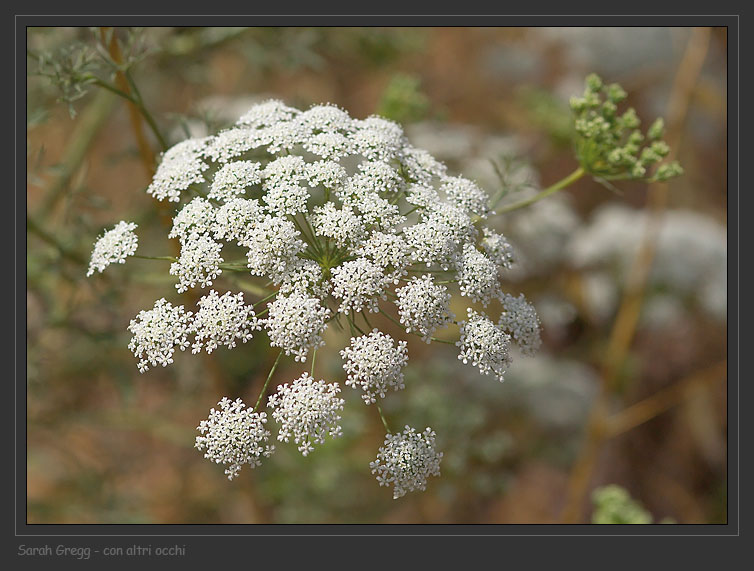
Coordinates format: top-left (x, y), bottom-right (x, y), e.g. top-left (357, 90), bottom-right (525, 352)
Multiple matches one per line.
top-left (570, 73), bottom-right (682, 182)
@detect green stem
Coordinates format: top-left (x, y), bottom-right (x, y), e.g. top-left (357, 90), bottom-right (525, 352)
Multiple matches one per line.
top-left (253, 290), bottom-right (278, 308)
top-left (361, 310), bottom-right (374, 331)
top-left (222, 273), bottom-right (270, 297)
top-left (289, 215), bottom-right (321, 257)
top-left (347, 314), bottom-right (365, 336)
top-left (376, 403), bottom-right (391, 433)
top-left (92, 77), bottom-right (167, 150)
top-left (133, 254), bottom-right (178, 262)
top-left (496, 167), bottom-right (585, 214)
top-left (310, 348), bottom-right (317, 377)
top-left (253, 350), bottom-right (284, 412)
top-left (379, 308), bottom-right (405, 329)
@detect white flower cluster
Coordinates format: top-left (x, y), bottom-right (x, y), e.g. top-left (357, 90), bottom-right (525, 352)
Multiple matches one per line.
top-left (91, 99), bottom-right (545, 496)
top-left (195, 397), bottom-right (274, 480)
top-left (127, 298), bottom-right (193, 373)
top-left (457, 308), bottom-right (512, 381)
top-left (395, 275), bottom-right (454, 342)
top-left (340, 329), bottom-right (409, 404)
top-left (170, 233), bottom-right (223, 293)
top-left (87, 221), bottom-right (139, 276)
top-left (127, 292), bottom-right (260, 371)
top-left (330, 258), bottom-right (387, 315)
top-left (268, 373), bottom-right (345, 456)
top-left (498, 293), bottom-right (542, 356)
top-left (370, 426), bottom-right (443, 499)
top-left (191, 290), bottom-right (259, 354)
top-left (262, 291), bottom-right (331, 362)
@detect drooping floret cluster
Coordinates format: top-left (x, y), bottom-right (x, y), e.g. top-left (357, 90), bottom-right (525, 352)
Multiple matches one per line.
top-left (89, 99), bottom-right (543, 496)
top-left (87, 221), bottom-right (139, 276)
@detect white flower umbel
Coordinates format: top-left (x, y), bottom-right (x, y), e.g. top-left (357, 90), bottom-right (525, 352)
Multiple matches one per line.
top-left (244, 216), bottom-right (305, 280)
top-left (268, 372), bottom-right (345, 456)
top-left (370, 425), bottom-right (443, 499)
top-left (87, 221), bottom-right (139, 276)
top-left (356, 161), bottom-right (404, 196)
top-left (354, 231), bottom-right (411, 284)
top-left (262, 155), bottom-right (309, 215)
top-left (263, 291), bottom-right (331, 362)
top-left (305, 160), bottom-right (348, 190)
top-left (213, 198), bottom-right (263, 245)
top-left (169, 197), bottom-right (216, 243)
top-left (403, 218), bottom-right (459, 271)
top-left (208, 160), bottom-right (262, 202)
top-left (353, 115), bottom-right (406, 161)
top-left (195, 397), bottom-right (274, 480)
top-left (395, 275), bottom-right (455, 342)
top-left (440, 175), bottom-right (489, 218)
top-left (498, 293), bottom-right (542, 356)
top-left (311, 203), bottom-right (365, 248)
top-left (457, 308), bottom-right (512, 381)
top-left (330, 258), bottom-right (387, 315)
top-left (481, 227), bottom-right (515, 270)
top-left (296, 103), bottom-right (356, 135)
top-left (304, 131), bottom-right (355, 161)
top-left (340, 330), bottom-right (408, 404)
top-left (90, 98), bottom-right (549, 495)
top-left (402, 146), bottom-right (447, 184)
top-left (191, 290), bottom-right (259, 354)
top-left (277, 258), bottom-right (328, 298)
top-left (203, 127), bottom-right (267, 164)
top-left (236, 98), bottom-right (299, 128)
top-left (456, 243), bottom-right (501, 307)
top-left (147, 137), bottom-right (212, 202)
top-left (127, 298), bottom-right (193, 373)
top-left (170, 233), bottom-right (223, 293)
top-left (405, 182), bottom-right (440, 209)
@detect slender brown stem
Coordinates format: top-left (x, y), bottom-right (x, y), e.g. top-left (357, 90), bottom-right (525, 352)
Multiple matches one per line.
top-left (604, 361), bottom-right (726, 439)
top-left (99, 27), bottom-right (157, 178)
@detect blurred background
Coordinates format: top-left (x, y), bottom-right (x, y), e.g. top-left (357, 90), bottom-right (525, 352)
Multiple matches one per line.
top-left (26, 26), bottom-right (727, 524)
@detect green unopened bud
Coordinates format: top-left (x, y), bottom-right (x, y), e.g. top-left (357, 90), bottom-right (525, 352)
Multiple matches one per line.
top-left (628, 130), bottom-right (644, 145)
top-left (631, 163), bottom-right (647, 178)
top-left (653, 161), bottom-right (684, 181)
top-left (623, 142), bottom-right (640, 156)
top-left (602, 100), bottom-right (617, 119)
top-left (640, 147), bottom-right (660, 165)
top-left (606, 83), bottom-right (627, 103)
top-left (570, 96), bottom-right (586, 113)
top-left (608, 148), bottom-right (623, 164)
top-left (584, 91), bottom-right (601, 108)
top-left (621, 108), bottom-right (640, 129)
top-left (586, 73), bottom-right (603, 92)
top-left (648, 117), bottom-right (665, 140)
top-left (650, 140), bottom-right (670, 158)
